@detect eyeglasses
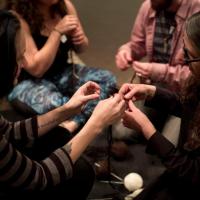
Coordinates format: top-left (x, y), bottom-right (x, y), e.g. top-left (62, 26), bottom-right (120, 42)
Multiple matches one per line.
top-left (183, 47), bottom-right (200, 65)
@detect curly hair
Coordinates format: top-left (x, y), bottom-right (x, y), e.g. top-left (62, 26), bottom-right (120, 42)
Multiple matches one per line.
top-left (0, 9), bottom-right (20, 97)
top-left (4, 0), bottom-right (67, 33)
top-left (181, 76), bottom-right (200, 150)
top-left (181, 11), bottom-right (200, 150)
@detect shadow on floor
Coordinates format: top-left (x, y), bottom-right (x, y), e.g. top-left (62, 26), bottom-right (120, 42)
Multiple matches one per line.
top-left (85, 127), bottom-right (165, 200)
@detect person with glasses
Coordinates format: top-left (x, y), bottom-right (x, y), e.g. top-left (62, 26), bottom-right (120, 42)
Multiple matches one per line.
top-left (183, 46), bottom-right (200, 66)
top-left (2, 0), bottom-right (117, 134)
top-left (116, 0), bottom-right (200, 92)
top-left (0, 9), bottom-right (126, 200)
top-left (115, 0), bottom-right (200, 142)
top-left (119, 11), bottom-right (200, 200)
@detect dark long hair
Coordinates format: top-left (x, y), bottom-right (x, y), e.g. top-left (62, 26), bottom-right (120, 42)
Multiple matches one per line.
top-left (0, 9), bottom-right (20, 98)
top-left (181, 11), bottom-right (200, 150)
top-left (3, 0), bottom-right (67, 33)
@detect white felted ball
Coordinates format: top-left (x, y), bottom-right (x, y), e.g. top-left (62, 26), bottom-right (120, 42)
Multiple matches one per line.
top-left (124, 172), bottom-right (143, 192)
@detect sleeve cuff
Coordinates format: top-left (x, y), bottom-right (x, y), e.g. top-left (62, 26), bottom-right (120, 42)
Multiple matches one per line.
top-left (145, 87), bottom-right (172, 108)
top-left (32, 115), bottom-right (39, 138)
top-left (146, 131), bottom-right (175, 158)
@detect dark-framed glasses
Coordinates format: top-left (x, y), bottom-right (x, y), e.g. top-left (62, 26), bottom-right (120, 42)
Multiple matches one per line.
top-left (183, 47), bottom-right (200, 65)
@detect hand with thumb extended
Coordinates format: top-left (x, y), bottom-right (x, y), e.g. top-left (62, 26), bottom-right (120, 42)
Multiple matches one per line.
top-left (133, 61), bottom-right (166, 81)
top-left (119, 83), bottom-right (156, 101)
top-left (66, 81), bottom-right (100, 114)
top-left (122, 100), bottom-right (156, 139)
top-left (132, 61), bottom-right (153, 78)
top-left (90, 94), bottom-right (126, 128)
top-left (116, 49), bottom-right (133, 70)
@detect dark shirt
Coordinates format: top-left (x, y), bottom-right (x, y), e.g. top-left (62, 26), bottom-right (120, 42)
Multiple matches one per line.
top-left (139, 87), bottom-right (200, 200)
top-left (19, 33), bottom-right (72, 81)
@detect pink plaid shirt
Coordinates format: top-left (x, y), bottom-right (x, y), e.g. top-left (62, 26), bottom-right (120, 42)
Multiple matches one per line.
top-left (119, 0), bottom-right (200, 91)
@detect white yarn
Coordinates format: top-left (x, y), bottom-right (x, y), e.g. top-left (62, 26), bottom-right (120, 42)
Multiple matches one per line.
top-left (124, 188), bottom-right (144, 200)
top-left (124, 172), bottom-right (143, 192)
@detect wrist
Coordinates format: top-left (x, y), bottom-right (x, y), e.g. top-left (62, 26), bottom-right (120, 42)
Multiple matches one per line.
top-left (52, 28), bottom-right (68, 43)
top-left (86, 116), bottom-right (104, 134)
top-left (142, 123), bottom-right (156, 140)
top-left (147, 86), bottom-right (156, 100)
top-left (119, 44), bottom-right (131, 53)
top-left (57, 103), bottom-right (76, 121)
top-left (52, 27), bottom-right (62, 36)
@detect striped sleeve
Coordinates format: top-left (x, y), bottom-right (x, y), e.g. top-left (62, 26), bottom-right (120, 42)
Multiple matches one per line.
top-left (0, 134), bottom-right (73, 191)
top-left (0, 115), bottom-right (38, 148)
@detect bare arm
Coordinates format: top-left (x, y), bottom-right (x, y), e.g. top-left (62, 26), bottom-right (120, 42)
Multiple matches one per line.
top-left (37, 81), bottom-right (100, 136)
top-left (37, 102), bottom-right (75, 136)
top-left (19, 16), bottom-right (63, 77)
top-left (0, 93), bottom-right (125, 191)
top-left (16, 5), bottom-right (81, 78)
top-left (64, 0), bottom-right (88, 53)
top-left (37, 92), bottom-right (126, 163)
top-left (65, 94), bottom-right (126, 162)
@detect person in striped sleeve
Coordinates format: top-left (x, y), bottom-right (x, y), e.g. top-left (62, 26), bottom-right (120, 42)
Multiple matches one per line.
top-left (0, 10), bottom-right (126, 199)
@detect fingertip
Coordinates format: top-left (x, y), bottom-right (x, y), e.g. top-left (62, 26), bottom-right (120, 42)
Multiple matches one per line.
top-left (128, 100), bottom-right (135, 108)
top-left (132, 97), bottom-right (136, 101)
top-left (124, 94), bottom-right (129, 99)
top-left (94, 93), bottom-right (100, 98)
top-left (127, 60), bottom-right (133, 65)
top-left (96, 91), bottom-right (101, 95)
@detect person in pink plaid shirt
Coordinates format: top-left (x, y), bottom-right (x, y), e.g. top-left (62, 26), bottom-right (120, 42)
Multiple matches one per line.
top-left (116, 0), bottom-right (200, 92)
top-left (115, 0), bottom-right (200, 135)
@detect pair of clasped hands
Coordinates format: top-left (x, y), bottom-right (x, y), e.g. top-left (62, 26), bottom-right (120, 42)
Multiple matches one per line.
top-left (68, 81), bottom-right (156, 138)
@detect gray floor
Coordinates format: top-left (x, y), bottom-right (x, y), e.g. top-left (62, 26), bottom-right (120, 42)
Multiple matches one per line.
top-left (73, 0), bottom-right (141, 85)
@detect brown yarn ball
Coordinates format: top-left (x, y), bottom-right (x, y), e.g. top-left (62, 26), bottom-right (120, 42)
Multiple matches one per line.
top-left (94, 160), bottom-right (110, 180)
top-left (111, 141), bottom-right (129, 160)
